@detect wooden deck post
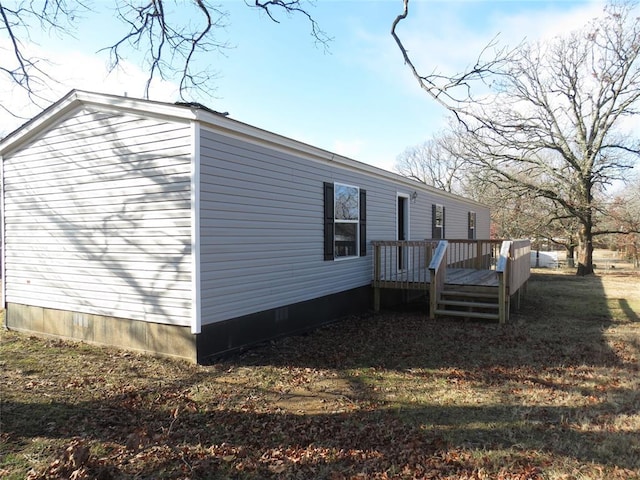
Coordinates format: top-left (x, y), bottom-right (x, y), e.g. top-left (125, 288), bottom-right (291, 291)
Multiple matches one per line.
top-left (374, 244), bottom-right (381, 283)
top-left (496, 241), bottom-right (512, 324)
top-left (513, 288), bottom-right (521, 310)
top-left (373, 287), bottom-right (380, 313)
top-left (429, 270), bottom-right (436, 320)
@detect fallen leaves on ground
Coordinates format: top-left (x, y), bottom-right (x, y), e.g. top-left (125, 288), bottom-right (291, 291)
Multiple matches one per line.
top-left (2, 272), bottom-right (640, 479)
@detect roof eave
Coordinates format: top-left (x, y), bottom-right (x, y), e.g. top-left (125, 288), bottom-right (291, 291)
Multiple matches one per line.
top-left (0, 90), bottom-right (198, 157)
top-left (191, 108), bottom-right (490, 209)
top-left (0, 89), bottom-right (490, 210)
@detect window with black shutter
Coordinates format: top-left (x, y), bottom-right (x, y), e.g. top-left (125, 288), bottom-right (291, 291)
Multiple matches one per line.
top-left (323, 182), bottom-right (366, 260)
top-left (359, 188), bottom-right (367, 256)
top-left (468, 211), bottom-right (476, 240)
top-left (323, 182), bottom-right (335, 260)
top-left (432, 204), bottom-right (445, 239)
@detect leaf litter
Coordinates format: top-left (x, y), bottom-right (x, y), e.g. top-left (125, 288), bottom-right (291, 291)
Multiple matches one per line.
top-left (1, 271), bottom-right (639, 479)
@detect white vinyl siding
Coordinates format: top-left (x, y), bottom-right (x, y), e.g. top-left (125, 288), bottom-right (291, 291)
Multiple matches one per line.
top-left (198, 128), bottom-right (371, 324)
top-left (197, 127), bottom-right (487, 325)
top-left (2, 108), bottom-right (193, 326)
top-left (441, 201), bottom-right (490, 240)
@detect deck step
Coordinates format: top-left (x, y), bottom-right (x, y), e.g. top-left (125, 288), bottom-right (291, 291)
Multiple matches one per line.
top-left (441, 290), bottom-right (498, 300)
top-left (438, 300), bottom-right (499, 309)
top-left (434, 309), bottom-right (500, 320)
top-left (442, 285), bottom-right (499, 295)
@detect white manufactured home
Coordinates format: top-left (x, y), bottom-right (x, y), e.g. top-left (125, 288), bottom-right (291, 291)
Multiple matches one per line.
top-left (0, 90), bottom-right (491, 362)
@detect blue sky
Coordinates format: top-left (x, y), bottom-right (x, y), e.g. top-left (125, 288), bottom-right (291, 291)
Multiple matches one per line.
top-left (1, 0), bottom-right (607, 172)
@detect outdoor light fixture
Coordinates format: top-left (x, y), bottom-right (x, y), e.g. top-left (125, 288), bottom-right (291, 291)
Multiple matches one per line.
top-left (410, 191), bottom-right (418, 203)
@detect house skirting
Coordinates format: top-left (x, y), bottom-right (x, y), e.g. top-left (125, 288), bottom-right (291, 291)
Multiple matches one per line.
top-left (5, 303), bottom-right (197, 361)
top-left (5, 286), bottom-right (375, 363)
top-left (196, 286), bottom-right (372, 363)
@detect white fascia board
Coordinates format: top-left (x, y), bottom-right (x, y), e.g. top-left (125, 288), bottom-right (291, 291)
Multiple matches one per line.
top-left (0, 90), bottom-right (81, 156)
top-left (0, 90), bottom-right (197, 157)
top-left (190, 121), bottom-right (202, 335)
top-left (1, 153), bottom-right (5, 310)
top-left (75, 90), bottom-right (199, 124)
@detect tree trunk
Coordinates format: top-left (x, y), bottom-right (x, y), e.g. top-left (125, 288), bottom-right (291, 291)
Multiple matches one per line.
top-left (576, 225), bottom-right (594, 275)
top-left (566, 244), bottom-right (575, 268)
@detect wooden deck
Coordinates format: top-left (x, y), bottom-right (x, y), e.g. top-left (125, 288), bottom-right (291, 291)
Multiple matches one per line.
top-left (372, 239), bottom-right (531, 323)
top-left (373, 267), bottom-right (498, 290)
top-left (446, 268), bottom-right (499, 287)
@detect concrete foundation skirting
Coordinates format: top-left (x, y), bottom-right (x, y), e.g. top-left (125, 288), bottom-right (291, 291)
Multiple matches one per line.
top-left (6, 285), bottom-right (381, 363)
top-left (5, 303), bottom-right (197, 362)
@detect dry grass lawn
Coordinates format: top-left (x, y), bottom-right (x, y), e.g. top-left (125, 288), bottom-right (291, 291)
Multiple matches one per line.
top-left (1, 270), bottom-right (639, 479)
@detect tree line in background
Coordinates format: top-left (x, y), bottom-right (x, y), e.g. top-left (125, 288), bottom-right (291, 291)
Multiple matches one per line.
top-left (393, 0), bottom-right (640, 274)
top-left (396, 129), bottom-right (640, 269)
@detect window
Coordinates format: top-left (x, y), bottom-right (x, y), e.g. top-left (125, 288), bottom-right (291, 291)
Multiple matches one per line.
top-left (468, 211), bottom-right (477, 240)
top-left (432, 204), bottom-right (445, 239)
top-left (324, 182), bottom-right (366, 260)
top-left (335, 184), bottom-right (359, 257)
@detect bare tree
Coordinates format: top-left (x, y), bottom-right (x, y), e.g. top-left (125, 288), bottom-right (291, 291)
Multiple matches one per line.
top-left (396, 124), bottom-right (583, 262)
top-left (0, 0), bottom-right (328, 117)
top-left (390, 0), bottom-right (515, 125)
top-left (602, 178), bottom-right (640, 266)
top-left (394, 130), bottom-right (470, 194)
top-left (0, 0), bottom-right (84, 114)
top-left (392, 1), bottom-right (640, 275)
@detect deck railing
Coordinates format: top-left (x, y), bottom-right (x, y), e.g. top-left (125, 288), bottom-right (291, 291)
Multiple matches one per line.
top-left (372, 240), bottom-right (439, 289)
top-left (496, 239), bottom-right (531, 323)
top-left (372, 238), bottom-right (531, 322)
top-left (509, 239), bottom-right (532, 294)
top-left (446, 239), bottom-right (503, 269)
top-left (372, 239), bottom-right (503, 288)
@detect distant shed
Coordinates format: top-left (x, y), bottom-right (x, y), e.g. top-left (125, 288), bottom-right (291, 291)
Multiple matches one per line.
top-left (0, 90), bottom-right (490, 362)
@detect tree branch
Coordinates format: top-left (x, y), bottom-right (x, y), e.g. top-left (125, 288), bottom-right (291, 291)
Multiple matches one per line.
top-left (390, 0), bottom-right (515, 126)
top-left (253, 0), bottom-right (331, 48)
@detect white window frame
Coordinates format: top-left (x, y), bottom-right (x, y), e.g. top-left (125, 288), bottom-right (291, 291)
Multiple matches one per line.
top-left (334, 182), bottom-right (360, 260)
top-left (468, 211), bottom-right (477, 240)
top-left (435, 204), bottom-right (444, 228)
top-left (433, 204), bottom-right (445, 239)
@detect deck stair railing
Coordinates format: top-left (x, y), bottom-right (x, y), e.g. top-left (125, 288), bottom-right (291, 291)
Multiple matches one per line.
top-left (428, 240), bottom-right (448, 320)
top-left (496, 241), bottom-right (511, 324)
top-left (372, 238), bottom-right (531, 322)
top-left (496, 239), bottom-right (531, 323)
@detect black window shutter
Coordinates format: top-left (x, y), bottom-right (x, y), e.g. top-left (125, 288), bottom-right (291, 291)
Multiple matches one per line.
top-left (431, 204), bottom-right (437, 239)
top-left (323, 182), bottom-right (334, 261)
top-left (359, 189), bottom-right (367, 256)
top-left (468, 212), bottom-right (473, 240)
top-left (442, 206), bottom-right (446, 239)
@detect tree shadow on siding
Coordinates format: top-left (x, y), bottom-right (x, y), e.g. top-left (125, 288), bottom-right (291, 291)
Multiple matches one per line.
top-left (4, 112), bottom-right (193, 349)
